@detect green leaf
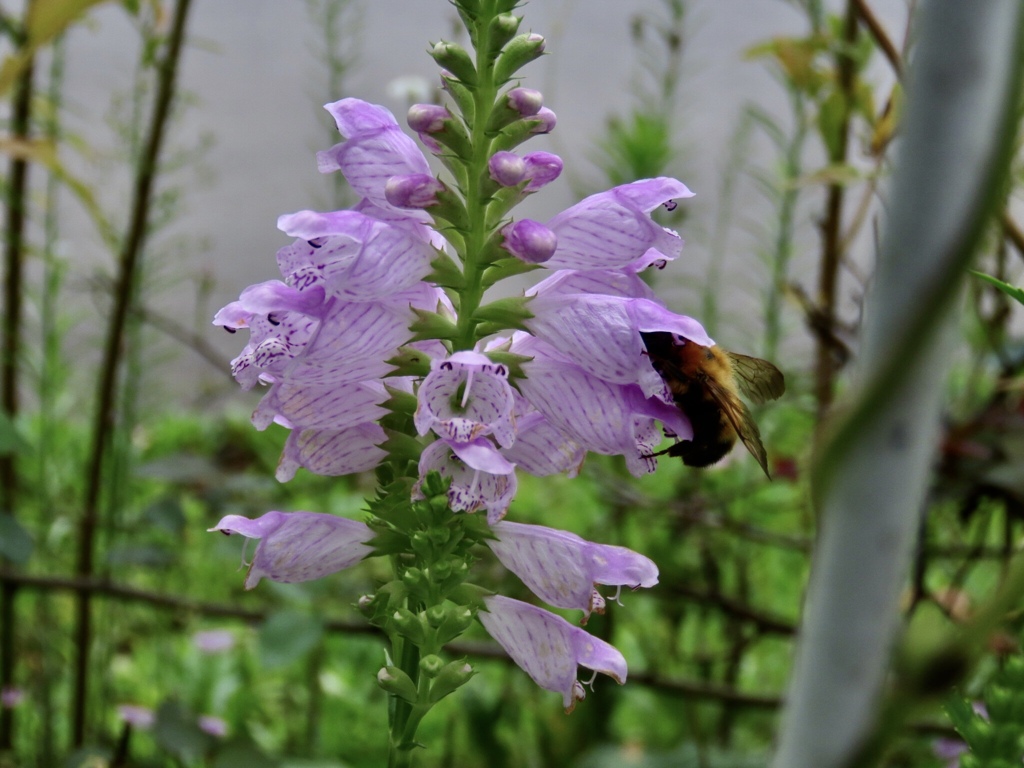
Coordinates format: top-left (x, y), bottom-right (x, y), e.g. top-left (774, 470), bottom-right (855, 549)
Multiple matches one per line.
top-left (154, 700), bottom-right (211, 764)
top-left (471, 296), bottom-right (533, 331)
top-left (409, 307), bottom-right (460, 342)
top-left (382, 430), bottom-right (426, 464)
top-left (480, 256), bottom-right (541, 288)
top-left (427, 251), bottom-right (465, 289)
top-left (259, 611), bottom-right (323, 669)
top-left (971, 270), bottom-right (1024, 305)
top-left (386, 345), bottom-right (440, 378)
top-left (142, 497), bottom-right (186, 536)
top-left (0, 513), bottom-right (33, 565)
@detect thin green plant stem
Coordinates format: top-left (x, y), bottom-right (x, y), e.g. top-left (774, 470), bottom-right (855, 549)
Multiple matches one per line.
top-left (0, 9), bottom-right (35, 752)
top-left (70, 0), bottom-right (193, 745)
top-left (771, 4), bottom-right (1024, 767)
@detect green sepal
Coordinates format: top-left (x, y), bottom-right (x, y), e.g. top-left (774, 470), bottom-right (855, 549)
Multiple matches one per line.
top-left (490, 116), bottom-right (547, 153)
top-left (409, 307), bottom-right (460, 342)
top-left (382, 386), bottom-right (419, 416)
top-left (485, 95), bottom-right (528, 134)
top-left (429, 118), bottom-right (474, 159)
top-left (390, 608), bottom-right (428, 645)
top-left (448, 582), bottom-right (493, 611)
top-left (441, 73), bottom-right (475, 124)
top-left (471, 296), bottom-right (533, 331)
top-left (385, 346), bottom-right (437, 379)
top-left (428, 659), bottom-right (475, 705)
top-left (381, 429), bottom-right (426, 464)
top-left (483, 350), bottom-right (532, 381)
top-left (430, 41), bottom-right (477, 86)
top-left (377, 665), bottom-right (420, 704)
top-left (359, 580), bottom-right (408, 623)
top-left (481, 257), bottom-right (541, 289)
top-left (434, 605), bottom-right (475, 646)
top-left (493, 33), bottom-right (545, 84)
top-left (436, 152), bottom-right (469, 193)
top-left (485, 186), bottom-right (527, 227)
top-left (427, 251), bottom-right (466, 290)
top-left (429, 186), bottom-right (470, 231)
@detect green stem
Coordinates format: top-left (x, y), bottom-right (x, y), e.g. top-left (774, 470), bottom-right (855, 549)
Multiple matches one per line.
top-left (453, 5), bottom-right (498, 351)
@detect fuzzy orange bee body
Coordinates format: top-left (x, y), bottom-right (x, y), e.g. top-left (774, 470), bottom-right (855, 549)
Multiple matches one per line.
top-left (641, 332), bottom-right (785, 478)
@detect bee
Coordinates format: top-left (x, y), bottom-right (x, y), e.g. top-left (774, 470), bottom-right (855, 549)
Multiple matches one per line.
top-left (641, 331), bottom-right (785, 478)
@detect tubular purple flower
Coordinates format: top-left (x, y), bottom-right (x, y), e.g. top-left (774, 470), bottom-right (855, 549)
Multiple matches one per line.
top-left (317, 99), bottom-right (432, 215)
top-left (192, 629), bottom-right (235, 655)
top-left (543, 177), bottom-right (693, 271)
top-left (407, 103), bottom-right (451, 134)
top-left (528, 265), bottom-right (657, 301)
top-left (479, 595), bottom-right (626, 712)
top-left (416, 437), bottom-right (517, 522)
top-left (1, 687), bottom-right (24, 709)
top-left (414, 351), bottom-right (516, 447)
top-left (208, 511), bottom-right (374, 589)
top-left (198, 716), bottom-right (228, 738)
top-left (501, 219), bottom-right (557, 264)
top-left (489, 521), bottom-right (658, 619)
top-left (523, 151), bottom-right (563, 191)
top-left (252, 380), bottom-right (389, 432)
top-left (506, 86), bottom-right (543, 116)
top-left (530, 107), bottom-right (557, 134)
top-left (510, 334), bottom-right (682, 476)
top-left (384, 173), bottom-right (445, 209)
top-left (524, 293), bottom-right (713, 398)
top-left (501, 409), bottom-right (585, 478)
top-left (277, 423), bottom-right (389, 481)
top-left (276, 210), bottom-right (436, 300)
top-left (488, 151), bottom-right (527, 187)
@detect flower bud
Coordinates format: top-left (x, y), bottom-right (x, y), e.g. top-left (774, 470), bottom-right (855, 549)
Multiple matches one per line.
top-left (401, 567), bottom-right (426, 590)
top-left (428, 660), bottom-right (475, 704)
top-left (430, 559), bottom-right (453, 581)
top-left (419, 654), bottom-right (445, 678)
top-left (488, 13), bottom-right (522, 52)
top-left (390, 608), bottom-right (427, 644)
top-left (435, 605), bottom-right (474, 645)
top-left (501, 219), bottom-right (557, 264)
top-left (531, 107), bottom-right (557, 134)
top-left (430, 41), bottom-right (476, 85)
top-left (426, 604), bottom-right (447, 628)
top-left (488, 151), bottom-right (526, 186)
top-left (377, 666), bottom-right (419, 703)
top-left (494, 33), bottom-right (545, 83)
top-left (408, 103), bottom-right (451, 134)
top-left (507, 87), bottom-right (543, 117)
top-left (523, 151), bottom-right (563, 191)
top-left (385, 174), bottom-right (444, 209)
top-left (357, 594), bottom-right (377, 617)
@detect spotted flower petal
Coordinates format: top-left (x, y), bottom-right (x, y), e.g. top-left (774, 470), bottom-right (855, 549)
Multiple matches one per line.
top-left (209, 511), bottom-right (374, 589)
top-left (414, 351), bottom-right (516, 447)
top-left (489, 521), bottom-right (658, 619)
top-left (416, 437), bottom-right (517, 522)
top-left (479, 595), bottom-right (627, 711)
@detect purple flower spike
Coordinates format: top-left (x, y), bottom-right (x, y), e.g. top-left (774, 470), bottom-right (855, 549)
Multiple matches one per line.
top-left (544, 177), bottom-right (694, 271)
top-left (416, 437), bottom-right (517, 522)
top-left (385, 174), bottom-right (444, 209)
top-left (523, 152), bottom-right (563, 191)
top-left (415, 351), bottom-right (516, 447)
top-left (489, 151), bottom-right (527, 187)
top-left (489, 521), bottom-right (658, 619)
top-left (506, 87), bottom-right (543, 117)
top-left (209, 511), bottom-right (374, 589)
top-left (531, 107), bottom-right (557, 134)
top-left (198, 715), bottom-right (228, 738)
top-left (501, 219), bottom-right (557, 264)
top-left (479, 595), bottom-right (627, 712)
top-left (407, 103), bottom-right (451, 134)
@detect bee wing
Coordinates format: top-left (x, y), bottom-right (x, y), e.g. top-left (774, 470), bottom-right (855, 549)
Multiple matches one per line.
top-left (704, 375), bottom-right (772, 479)
top-left (726, 352), bottom-right (785, 405)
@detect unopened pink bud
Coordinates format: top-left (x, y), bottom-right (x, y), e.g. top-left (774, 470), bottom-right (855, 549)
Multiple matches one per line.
top-left (507, 87), bottom-right (543, 117)
top-left (489, 151), bottom-right (527, 186)
top-left (523, 152), bottom-right (563, 191)
top-left (385, 174), bottom-right (444, 209)
top-left (408, 103), bottom-right (451, 134)
top-left (502, 219), bottom-right (557, 264)
top-left (531, 107), bottom-right (557, 134)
